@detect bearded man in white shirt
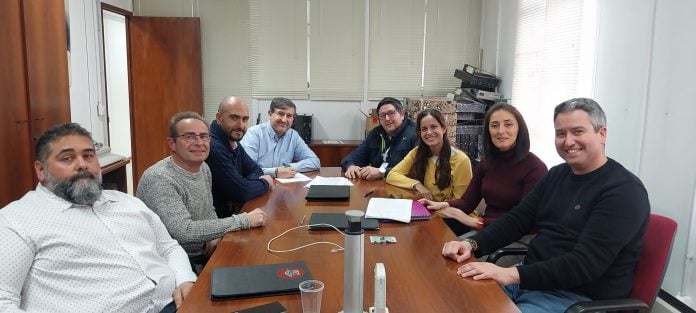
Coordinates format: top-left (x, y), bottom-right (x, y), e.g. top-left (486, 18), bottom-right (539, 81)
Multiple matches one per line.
top-left (0, 123), bottom-right (196, 313)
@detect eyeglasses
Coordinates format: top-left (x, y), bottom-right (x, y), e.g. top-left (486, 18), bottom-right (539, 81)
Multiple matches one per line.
top-left (175, 133), bottom-right (211, 143)
top-left (378, 110), bottom-right (399, 120)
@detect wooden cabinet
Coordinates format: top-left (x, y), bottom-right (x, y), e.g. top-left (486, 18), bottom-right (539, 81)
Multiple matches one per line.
top-left (308, 140), bottom-right (362, 167)
top-left (0, 0), bottom-right (70, 207)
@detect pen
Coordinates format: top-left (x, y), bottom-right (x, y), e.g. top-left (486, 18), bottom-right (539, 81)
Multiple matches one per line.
top-left (300, 214), bottom-right (306, 226)
top-left (364, 190), bottom-right (374, 198)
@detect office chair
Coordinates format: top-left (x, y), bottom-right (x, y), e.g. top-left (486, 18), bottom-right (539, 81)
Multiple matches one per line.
top-left (486, 214), bottom-right (678, 313)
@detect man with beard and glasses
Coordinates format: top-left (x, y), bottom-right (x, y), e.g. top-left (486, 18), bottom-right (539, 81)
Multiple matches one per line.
top-left (138, 112), bottom-right (267, 270)
top-left (341, 97), bottom-right (418, 181)
top-left (206, 96), bottom-right (274, 218)
top-left (240, 97), bottom-right (320, 179)
top-left (0, 123), bottom-right (196, 313)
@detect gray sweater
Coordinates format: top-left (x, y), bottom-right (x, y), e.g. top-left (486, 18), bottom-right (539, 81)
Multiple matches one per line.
top-left (136, 156), bottom-right (250, 256)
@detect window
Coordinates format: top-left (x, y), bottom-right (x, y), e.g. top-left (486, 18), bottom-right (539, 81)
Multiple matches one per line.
top-left (511, 0), bottom-right (597, 166)
top-left (197, 0), bottom-right (481, 120)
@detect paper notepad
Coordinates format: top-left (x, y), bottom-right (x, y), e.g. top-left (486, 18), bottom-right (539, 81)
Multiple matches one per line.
top-left (365, 198), bottom-right (413, 223)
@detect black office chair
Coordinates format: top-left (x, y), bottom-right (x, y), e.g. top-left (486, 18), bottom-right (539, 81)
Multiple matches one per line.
top-left (486, 214), bottom-right (678, 313)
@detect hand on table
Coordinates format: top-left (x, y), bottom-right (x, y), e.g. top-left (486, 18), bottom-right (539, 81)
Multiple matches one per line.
top-left (247, 208), bottom-right (268, 227)
top-left (344, 165), bottom-right (362, 179)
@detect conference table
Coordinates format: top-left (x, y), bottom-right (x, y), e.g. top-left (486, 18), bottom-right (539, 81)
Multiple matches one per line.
top-left (178, 168), bottom-right (519, 313)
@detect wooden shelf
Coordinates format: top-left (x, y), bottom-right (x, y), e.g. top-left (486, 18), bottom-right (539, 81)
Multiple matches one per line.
top-left (308, 140), bottom-right (362, 167)
top-left (101, 158), bottom-right (131, 193)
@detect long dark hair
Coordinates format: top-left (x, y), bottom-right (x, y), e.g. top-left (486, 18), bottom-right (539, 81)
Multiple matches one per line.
top-left (482, 103), bottom-right (531, 163)
top-left (413, 109), bottom-right (452, 190)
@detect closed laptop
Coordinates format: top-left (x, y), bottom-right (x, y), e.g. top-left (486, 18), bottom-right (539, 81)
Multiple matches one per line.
top-left (211, 261), bottom-right (311, 300)
top-left (308, 212), bottom-right (379, 231)
top-left (305, 185), bottom-right (350, 201)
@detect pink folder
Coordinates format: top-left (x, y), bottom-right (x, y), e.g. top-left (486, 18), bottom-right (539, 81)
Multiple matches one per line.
top-left (411, 200), bottom-right (431, 221)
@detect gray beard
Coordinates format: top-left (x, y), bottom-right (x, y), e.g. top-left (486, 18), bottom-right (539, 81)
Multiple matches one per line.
top-left (44, 170), bottom-right (103, 206)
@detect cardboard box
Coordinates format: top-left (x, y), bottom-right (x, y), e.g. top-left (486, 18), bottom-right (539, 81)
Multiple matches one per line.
top-left (365, 108), bottom-right (380, 138)
top-left (404, 97), bottom-right (457, 144)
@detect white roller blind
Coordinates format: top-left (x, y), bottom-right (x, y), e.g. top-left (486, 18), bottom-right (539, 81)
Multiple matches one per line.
top-left (511, 0), bottom-right (596, 166)
top-left (250, 0), bottom-right (308, 99)
top-left (423, 0), bottom-right (481, 97)
top-left (308, 0), bottom-right (364, 100)
top-left (368, 0), bottom-right (426, 100)
top-left (199, 0), bottom-right (251, 121)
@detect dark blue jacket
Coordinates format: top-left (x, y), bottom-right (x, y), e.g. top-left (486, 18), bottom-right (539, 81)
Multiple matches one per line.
top-left (206, 121), bottom-right (269, 217)
top-left (340, 118), bottom-right (418, 176)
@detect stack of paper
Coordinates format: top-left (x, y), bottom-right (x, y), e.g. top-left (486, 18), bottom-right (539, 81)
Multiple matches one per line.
top-left (304, 176), bottom-right (354, 188)
top-left (364, 198), bottom-right (413, 223)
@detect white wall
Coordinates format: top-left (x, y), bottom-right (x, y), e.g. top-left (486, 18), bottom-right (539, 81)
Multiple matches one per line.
top-left (68, 0), bottom-right (133, 145)
top-left (481, 0), bottom-right (696, 308)
top-left (250, 99), bottom-right (378, 141)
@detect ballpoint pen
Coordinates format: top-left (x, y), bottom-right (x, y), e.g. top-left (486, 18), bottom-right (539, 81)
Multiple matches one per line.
top-left (364, 190), bottom-right (374, 198)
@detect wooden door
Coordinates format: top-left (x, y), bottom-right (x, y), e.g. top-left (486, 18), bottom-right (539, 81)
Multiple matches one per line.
top-left (23, 0), bottom-right (71, 142)
top-left (0, 0), bottom-right (34, 207)
top-left (128, 17), bottom-right (203, 188)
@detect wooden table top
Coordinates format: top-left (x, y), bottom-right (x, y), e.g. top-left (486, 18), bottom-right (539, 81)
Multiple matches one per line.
top-left (178, 168), bottom-right (519, 313)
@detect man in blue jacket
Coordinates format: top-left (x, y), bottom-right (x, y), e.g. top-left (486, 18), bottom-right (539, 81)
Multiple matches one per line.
top-left (341, 97), bottom-right (418, 180)
top-left (206, 96), bottom-right (273, 218)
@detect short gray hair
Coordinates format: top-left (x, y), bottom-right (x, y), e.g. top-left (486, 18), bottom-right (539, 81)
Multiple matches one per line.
top-left (169, 112), bottom-right (208, 138)
top-left (554, 98), bottom-right (606, 131)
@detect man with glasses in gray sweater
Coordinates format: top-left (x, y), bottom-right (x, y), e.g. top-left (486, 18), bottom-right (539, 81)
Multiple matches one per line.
top-left (137, 112), bottom-right (267, 269)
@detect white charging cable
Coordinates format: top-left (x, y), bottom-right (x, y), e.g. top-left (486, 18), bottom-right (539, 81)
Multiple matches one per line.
top-left (267, 223), bottom-right (345, 253)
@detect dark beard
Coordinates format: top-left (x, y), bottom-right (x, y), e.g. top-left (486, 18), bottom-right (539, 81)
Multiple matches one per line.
top-left (44, 170), bottom-right (103, 206)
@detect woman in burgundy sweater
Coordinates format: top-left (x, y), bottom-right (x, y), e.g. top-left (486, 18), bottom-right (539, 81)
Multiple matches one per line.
top-left (420, 103), bottom-right (548, 236)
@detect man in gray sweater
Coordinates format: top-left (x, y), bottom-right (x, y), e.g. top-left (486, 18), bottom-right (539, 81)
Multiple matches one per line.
top-left (137, 112), bottom-right (267, 267)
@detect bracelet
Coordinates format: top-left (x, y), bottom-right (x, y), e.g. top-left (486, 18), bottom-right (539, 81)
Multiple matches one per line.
top-left (462, 238), bottom-right (478, 252)
top-left (275, 168), bottom-right (278, 177)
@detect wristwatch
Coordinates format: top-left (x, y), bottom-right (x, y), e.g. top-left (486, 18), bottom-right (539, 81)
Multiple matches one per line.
top-left (378, 167), bottom-right (386, 175)
top-left (462, 238), bottom-right (478, 252)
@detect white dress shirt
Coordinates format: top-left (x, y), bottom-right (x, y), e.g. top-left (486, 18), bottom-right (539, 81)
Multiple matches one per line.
top-left (0, 184), bottom-right (197, 313)
top-left (240, 121), bottom-right (320, 176)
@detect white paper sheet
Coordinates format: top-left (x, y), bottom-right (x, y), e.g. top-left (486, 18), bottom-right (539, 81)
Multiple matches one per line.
top-left (304, 176), bottom-right (354, 188)
top-left (365, 198), bottom-right (412, 223)
top-left (275, 172), bottom-right (312, 184)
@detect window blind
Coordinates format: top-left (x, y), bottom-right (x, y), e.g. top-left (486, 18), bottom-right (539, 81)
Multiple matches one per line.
top-left (511, 0), bottom-right (595, 166)
top-left (199, 0), bottom-right (252, 121)
top-left (423, 0), bottom-right (481, 97)
top-left (250, 0), bottom-right (308, 99)
top-left (308, 0), bottom-right (364, 101)
top-left (368, 0), bottom-right (426, 100)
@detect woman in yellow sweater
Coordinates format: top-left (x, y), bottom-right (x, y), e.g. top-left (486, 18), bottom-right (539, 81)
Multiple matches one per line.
top-left (386, 109), bottom-right (473, 201)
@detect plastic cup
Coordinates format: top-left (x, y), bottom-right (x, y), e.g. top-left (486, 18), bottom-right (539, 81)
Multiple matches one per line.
top-left (299, 280), bottom-right (324, 313)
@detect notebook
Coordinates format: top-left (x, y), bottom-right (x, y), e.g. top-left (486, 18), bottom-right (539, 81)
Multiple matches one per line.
top-left (307, 212), bottom-right (380, 231)
top-left (410, 200), bottom-right (432, 221)
top-left (211, 261), bottom-right (311, 300)
top-left (305, 185), bottom-right (350, 201)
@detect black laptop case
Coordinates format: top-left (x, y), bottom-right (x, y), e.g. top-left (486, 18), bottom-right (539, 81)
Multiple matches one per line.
top-left (211, 261), bottom-right (311, 300)
top-left (305, 185), bottom-right (350, 201)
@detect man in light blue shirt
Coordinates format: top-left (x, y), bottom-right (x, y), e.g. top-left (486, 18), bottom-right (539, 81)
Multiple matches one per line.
top-left (241, 97), bottom-right (320, 178)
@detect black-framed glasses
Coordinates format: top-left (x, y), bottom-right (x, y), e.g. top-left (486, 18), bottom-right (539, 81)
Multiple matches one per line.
top-left (378, 110), bottom-right (398, 120)
top-left (175, 133), bottom-right (211, 143)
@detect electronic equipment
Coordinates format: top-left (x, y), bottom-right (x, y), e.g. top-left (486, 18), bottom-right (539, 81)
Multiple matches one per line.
top-left (292, 114), bottom-right (313, 144)
top-left (454, 64), bottom-right (501, 92)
